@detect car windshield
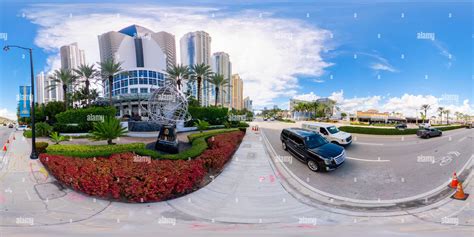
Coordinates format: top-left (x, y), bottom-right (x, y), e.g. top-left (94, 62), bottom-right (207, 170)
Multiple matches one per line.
top-left (305, 135), bottom-right (328, 149)
top-left (327, 126), bottom-right (339, 134)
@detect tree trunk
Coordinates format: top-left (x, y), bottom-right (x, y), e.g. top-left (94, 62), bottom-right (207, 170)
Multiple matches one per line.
top-left (177, 78), bottom-right (181, 90)
top-left (215, 87), bottom-right (219, 107)
top-left (63, 85), bottom-right (68, 109)
top-left (85, 79), bottom-right (90, 105)
top-left (107, 139), bottom-right (113, 145)
top-left (197, 77), bottom-right (202, 106)
top-left (108, 75), bottom-right (113, 106)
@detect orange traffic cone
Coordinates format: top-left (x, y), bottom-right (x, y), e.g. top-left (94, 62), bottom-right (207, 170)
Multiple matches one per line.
top-left (449, 172), bottom-right (459, 188)
top-left (451, 183), bottom-right (469, 200)
top-left (2, 145), bottom-right (6, 151)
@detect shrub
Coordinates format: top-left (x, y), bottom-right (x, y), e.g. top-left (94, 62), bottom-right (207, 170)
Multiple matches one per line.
top-left (194, 119), bottom-right (209, 132)
top-left (53, 122), bottom-right (93, 133)
top-left (56, 106), bottom-right (116, 124)
top-left (35, 122), bottom-right (53, 137)
top-left (35, 142), bottom-right (49, 154)
top-left (46, 143), bottom-right (144, 158)
top-left (188, 106), bottom-right (228, 125)
top-left (198, 131), bottom-right (245, 171)
top-left (50, 132), bottom-right (66, 144)
top-left (40, 152), bottom-right (206, 202)
top-left (23, 130), bottom-right (32, 138)
top-left (90, 116), bottom-right (127, 145)
top-left (44, 101), bottom-right (66, 124)
top-left (339, 125), bottom-right (464, 135)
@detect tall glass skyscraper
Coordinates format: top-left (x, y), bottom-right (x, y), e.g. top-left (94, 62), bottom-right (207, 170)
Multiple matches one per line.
top-left (179, 31), bottom-right (212, 106)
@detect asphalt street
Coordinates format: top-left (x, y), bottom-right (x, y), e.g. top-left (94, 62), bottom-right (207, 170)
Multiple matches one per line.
top-left (259, 121), bottom-right (473, 200)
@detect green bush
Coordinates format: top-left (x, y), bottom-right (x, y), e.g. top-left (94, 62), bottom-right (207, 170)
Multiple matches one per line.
top-left (90, 116), bottom-right (127, 145)
top-left (46, 143), bottom-right (144, 158)
top-left (35, 142), bottom-right (49, 154)
top-left (339, 125), bottom-right (465, 135)
top-left (188, 106), bottom-right (228, 125)
top-left (44, 129), bottom-right (240, 160)
top-left (56, 106), bottom-right (116, 124)
top-left (194, 119), bottom-right (210, 132)
top-left (23, 130), bottom-right (32, 138)
top-left (35, 122), bottom-right (53, 137)
top-left (50, 132), bottom-right (66, 144)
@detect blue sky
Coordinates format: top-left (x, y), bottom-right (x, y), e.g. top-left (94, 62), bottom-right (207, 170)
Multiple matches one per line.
top-left (0, 0), bottom-right (472, 119)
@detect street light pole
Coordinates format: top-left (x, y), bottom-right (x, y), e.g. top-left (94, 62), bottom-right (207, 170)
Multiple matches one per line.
top-left (3, 45), bottom-right (37, 159)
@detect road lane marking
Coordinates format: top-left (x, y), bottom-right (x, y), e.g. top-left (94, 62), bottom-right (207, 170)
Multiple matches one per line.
top-left (346, 156), bottom-right (390, 162)
top-left (458, 136), bottom-right (467, 142)
top-left (353, 142), bottom-right (384, 146)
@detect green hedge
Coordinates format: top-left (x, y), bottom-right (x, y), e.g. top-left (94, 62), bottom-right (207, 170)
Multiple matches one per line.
top-left (56, 106), bottom-right (116, 124)
top-left (339, 125), bottom-right (465, 135)
top-left (188, 106), bottom-right (228, 125)
top-left (44, 128), bottom-right (240, 159)
top-left (46, 143), bottom-right (144, 158)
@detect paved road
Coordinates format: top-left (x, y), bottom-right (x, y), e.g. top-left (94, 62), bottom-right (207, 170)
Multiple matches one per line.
top-left (259, 121), bottom-right (473, 200)
top-left (1, 129), bottom-right (473, 237)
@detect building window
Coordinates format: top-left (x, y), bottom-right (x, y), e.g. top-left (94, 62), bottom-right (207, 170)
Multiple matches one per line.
top-left (140, 88), bottom-right (148, 93)
top-left (130, 88), bottom-right (138, 94)
top-left (139, 70), bottom-right (146, 77)
top-left (129, 78), bottom-right (138, 85)
top-left (158, 80), bottom-right (164, 87)
top-left (121, 88), bottom-right (128, 94)
top-left (139, 78), bottom-right (148, 84)
top-left (149, 79), bottom-right (157, 85)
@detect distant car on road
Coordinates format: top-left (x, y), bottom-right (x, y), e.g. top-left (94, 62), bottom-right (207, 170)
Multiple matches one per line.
top-left (395, 123), bottom-right (407, 130)
top-left (270, 117), bottom-right (275, 121)
top-left (280, 128), bottom-right (346, 172)
top-left (301, 122), bottom-right (352, 146)
top-left (263, 118), bottom-right (268, 121)
top-left (416, 128), bottom-right (442, 139)
top-left (8, 124), bottom-right (14, 128)
top-left (16, 125), bottom-right (28, 131)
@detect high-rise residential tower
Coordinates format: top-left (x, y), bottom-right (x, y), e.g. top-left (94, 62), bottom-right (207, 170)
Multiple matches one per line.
top-left (211, 52), bottom-right (232, 107)
top-left (179, 31), bottom-right (212, 106)
top-left (231, 74), bottom-right (243, 110)
top-left (36, 71), bottom-right (62, 104)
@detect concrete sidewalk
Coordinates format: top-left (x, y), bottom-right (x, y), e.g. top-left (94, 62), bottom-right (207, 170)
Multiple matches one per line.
top-left (168, 128), bottom-right (316, 223)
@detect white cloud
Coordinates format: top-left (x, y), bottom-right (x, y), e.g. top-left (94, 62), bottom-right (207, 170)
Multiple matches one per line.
top-left (23, 4), bottom-right (333, 107)
top-left (293, 92), bottom-right (320, 101)
top-left (0, 108), bottom-right (17, 121)
top-left (370, 63), bottom-right (396, 73)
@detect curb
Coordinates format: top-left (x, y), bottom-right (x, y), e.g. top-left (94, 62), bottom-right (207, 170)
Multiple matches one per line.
top-left (260, 127), bottom-right (473, 215)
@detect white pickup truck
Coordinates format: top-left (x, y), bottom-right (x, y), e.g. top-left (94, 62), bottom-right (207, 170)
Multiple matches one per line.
top-left (301, 122), bottom-right (352, 146)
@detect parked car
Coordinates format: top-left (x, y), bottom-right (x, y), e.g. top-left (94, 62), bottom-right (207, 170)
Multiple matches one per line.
top-left (395, 123), bottom-right (407, 130)
top-left (416, 128), bottom-right (442, 138)
top-left (8, 124), bottom-right (14, 128)
top-left (280, 128), bottom-right (346, 172)
top-left (16, 125), bottom-right (28, 131)
top-left (301, 122), bottom-right (352, 146)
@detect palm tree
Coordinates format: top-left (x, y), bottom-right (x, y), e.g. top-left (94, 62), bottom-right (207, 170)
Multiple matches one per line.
top-left (99, 58), bottom-right (124, 106)
top-left (47, 68), bottom-right (77, 109)
top-left (166, 64), bottom-right (189, 91)
top-left (420, 104), bottom-right (431, 123)
top-left (190, 63), bottom-right (212, 106)
top-left (437, 107), bottom-right (444, 124)
top-left (207, 73), bottom-right (229, 106)
top-left (74, 64), bottom-right (98, 105)
top-left (444, 109), bottom-right (450, 125)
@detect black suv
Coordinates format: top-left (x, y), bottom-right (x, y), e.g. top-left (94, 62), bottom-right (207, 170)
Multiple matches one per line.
top-left (280, 128), bottom-right (345, 172)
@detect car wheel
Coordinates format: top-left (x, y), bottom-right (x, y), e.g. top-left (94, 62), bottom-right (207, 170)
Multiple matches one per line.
top-left (282, 141), bottom-right (287, 150)
top-left (425, 134), bottom-right (430, 139)
top-left (307, 160), bottom-right (320, 172)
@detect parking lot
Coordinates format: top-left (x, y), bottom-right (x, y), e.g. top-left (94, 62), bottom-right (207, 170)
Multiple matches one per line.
top-left (258, 120), bottom-right (473, 201)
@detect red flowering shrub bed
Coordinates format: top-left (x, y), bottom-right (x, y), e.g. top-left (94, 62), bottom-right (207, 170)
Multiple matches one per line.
top-left (39, 130), bottom-right (245, 202)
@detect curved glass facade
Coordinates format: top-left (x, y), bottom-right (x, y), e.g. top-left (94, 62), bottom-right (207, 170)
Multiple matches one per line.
top-left (105, 69), bottom-right (166, 96)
